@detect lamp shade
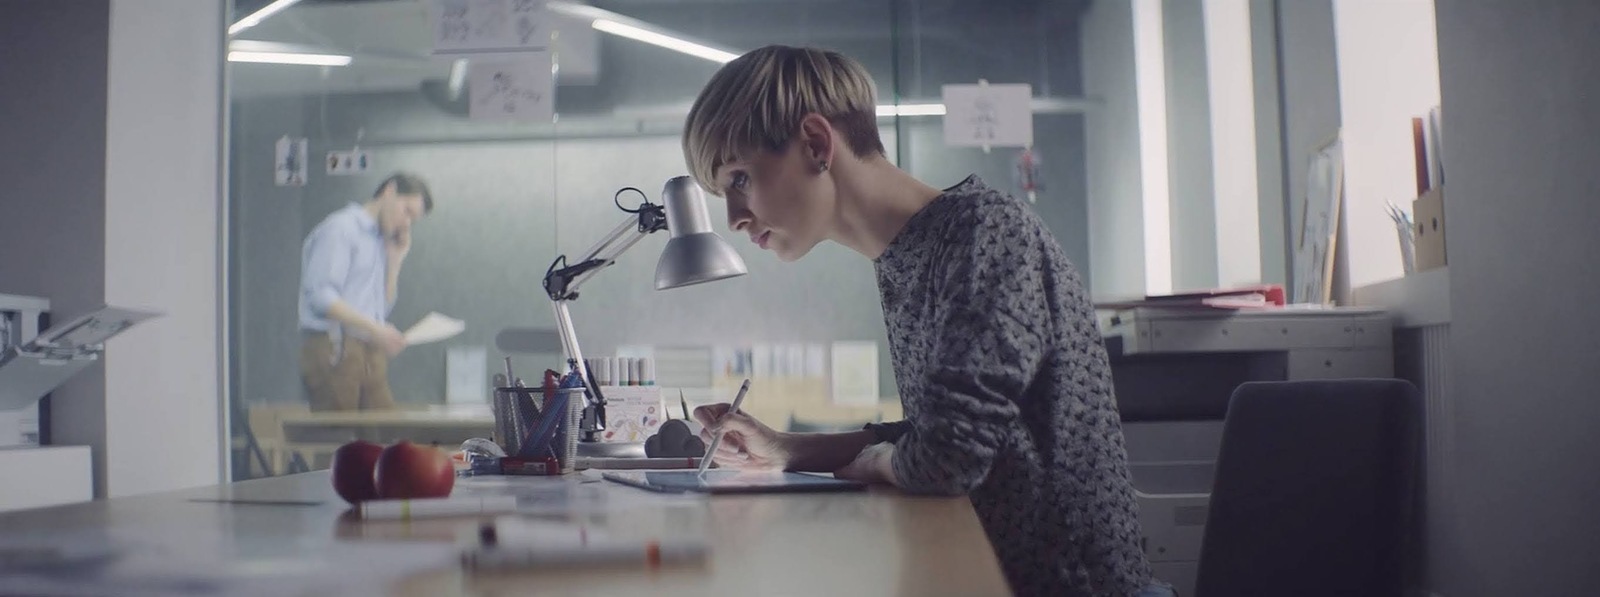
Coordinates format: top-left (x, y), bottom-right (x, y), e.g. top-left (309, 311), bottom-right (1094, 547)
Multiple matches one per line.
top-left (655, 176), bottom-right (747, 290)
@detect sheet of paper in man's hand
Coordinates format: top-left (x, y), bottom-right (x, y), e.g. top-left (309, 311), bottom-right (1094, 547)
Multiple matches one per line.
top-left (404, 312), bottom-right (465, 345)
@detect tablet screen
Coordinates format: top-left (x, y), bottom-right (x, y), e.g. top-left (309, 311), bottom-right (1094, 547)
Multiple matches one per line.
top-left (602, 470), bottom-right (866, 494)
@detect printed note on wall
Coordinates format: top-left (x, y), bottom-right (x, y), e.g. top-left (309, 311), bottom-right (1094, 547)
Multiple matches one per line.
top-left (468, 52), bottom-right (554, 121)
top-left (941, 83), bottom-right (1033, 148)
top-left (830, 341), bottom-right (879, 408)
top-left (429, 0), bottom-right (551, 54)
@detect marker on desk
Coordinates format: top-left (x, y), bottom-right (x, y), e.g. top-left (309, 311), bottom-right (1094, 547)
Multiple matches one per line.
top-left (358, 495), bottom-right (518, 521)
top-left (696, 379), bottom-right (751, 477)
top-left (463, 539), bottom-right (708, 571)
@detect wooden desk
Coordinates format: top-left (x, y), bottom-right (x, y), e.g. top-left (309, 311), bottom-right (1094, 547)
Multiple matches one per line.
top-left (0, 471), bottom-right (1011, 596)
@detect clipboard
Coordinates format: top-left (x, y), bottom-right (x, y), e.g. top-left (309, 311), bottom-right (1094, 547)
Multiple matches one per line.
top-left (0, 306), bottom-right (160, 411)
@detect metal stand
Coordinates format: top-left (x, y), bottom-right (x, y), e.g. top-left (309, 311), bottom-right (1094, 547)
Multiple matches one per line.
top-left (542, 192), bottom-right (669, 442)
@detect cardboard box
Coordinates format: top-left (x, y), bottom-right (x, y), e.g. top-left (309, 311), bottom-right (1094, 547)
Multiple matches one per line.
top-left (1413, 186), bottom-right (1447, 271)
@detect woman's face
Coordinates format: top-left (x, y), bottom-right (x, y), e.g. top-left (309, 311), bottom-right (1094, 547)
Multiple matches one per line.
top-left (714, 141), bottom-right (834, 262)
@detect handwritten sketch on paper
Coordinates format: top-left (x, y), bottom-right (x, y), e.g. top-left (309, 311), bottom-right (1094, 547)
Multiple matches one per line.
top-left (468, 53), bottom-right (554, 121)
top-left (942, 83), bottom-right (1034, 148)
top-left (1293, 133), bottom-right (1344, 305)
top-left (429, 0), bottom-right (550, 54)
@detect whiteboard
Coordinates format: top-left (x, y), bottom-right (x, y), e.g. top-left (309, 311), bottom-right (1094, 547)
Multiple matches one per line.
top-left (1292, 132), bottom-right (1344, 305)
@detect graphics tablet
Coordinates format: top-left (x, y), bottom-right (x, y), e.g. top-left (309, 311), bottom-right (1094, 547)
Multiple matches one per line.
top-left (601, 470), bottom-right (867, 494)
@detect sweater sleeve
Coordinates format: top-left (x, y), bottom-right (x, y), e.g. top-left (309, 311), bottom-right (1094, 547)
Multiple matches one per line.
top-left (890, 215), bottom-right (1049, 496)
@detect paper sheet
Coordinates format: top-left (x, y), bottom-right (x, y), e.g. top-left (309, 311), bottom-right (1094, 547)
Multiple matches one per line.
top-left (468, 53), bottom-right (554, 121)
top-left (404, 312), bottom-right (465, 345)
top-left (942, 83), bottom-right (1034, 148)
top-left (830, 341), bottom-right (880, 407)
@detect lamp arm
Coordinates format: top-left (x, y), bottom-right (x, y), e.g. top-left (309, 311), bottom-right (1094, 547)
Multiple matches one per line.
top-left (540, 194), bottom-right (669, 441)
top-left (542, 202), bottom-right (668, 301)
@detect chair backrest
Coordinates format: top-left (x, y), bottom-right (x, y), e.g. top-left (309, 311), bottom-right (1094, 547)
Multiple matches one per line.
top-left (1194, 379), bottom-right (1421, 597)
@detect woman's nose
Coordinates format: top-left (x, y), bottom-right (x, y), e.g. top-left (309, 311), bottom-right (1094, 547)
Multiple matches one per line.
top-left (727, 200), bottom-right (753, 233)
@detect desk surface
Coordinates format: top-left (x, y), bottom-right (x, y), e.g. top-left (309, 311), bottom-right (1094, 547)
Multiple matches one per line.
top-left (0, 471), bottom-right (1009, 596)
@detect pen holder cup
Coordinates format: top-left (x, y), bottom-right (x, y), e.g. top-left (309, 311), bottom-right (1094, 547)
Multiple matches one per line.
top-left (492, 386), bottom-right (585, 474)
top-left (553, 387), bottom-right (583, 474)
top-left (491, 386), bottom-right (535, 456)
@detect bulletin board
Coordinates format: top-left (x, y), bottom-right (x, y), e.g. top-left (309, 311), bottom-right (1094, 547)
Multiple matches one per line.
top-left (1292, 132), bottom-right (1344, 305)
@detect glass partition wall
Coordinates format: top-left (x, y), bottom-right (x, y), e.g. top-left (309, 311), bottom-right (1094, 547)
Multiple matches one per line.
top-left (226, 0), bottom-right (1098, 479)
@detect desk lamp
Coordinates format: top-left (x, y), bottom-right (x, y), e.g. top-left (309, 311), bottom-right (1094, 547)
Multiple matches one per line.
top-left (542, 176), bottom-right (747, 441)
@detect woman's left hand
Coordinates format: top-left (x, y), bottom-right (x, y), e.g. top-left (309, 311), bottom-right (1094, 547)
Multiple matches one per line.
top-left (834, 442), bottom-right (899, 487)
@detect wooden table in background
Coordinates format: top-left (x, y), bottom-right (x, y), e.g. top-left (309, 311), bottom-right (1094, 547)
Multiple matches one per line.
top-left (0, 471), bottom-right (1012, 596)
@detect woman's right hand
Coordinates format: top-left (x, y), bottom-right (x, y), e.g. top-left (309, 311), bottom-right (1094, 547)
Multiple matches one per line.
top-left (693, 403), bottom-right (792, 470)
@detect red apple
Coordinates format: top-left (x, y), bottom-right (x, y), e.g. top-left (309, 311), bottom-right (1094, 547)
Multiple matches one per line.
top-left (330, 440), bottom-right (385, 505)
top-left (374, 441), bottom-right (455, 500)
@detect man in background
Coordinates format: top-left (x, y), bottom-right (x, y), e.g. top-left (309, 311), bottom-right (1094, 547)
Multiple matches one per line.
top-left (298, 173), bottom-right (433, 411)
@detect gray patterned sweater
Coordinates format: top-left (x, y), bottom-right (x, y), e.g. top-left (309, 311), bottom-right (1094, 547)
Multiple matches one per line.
top-left (874, 176), bottom-right (1153, 596)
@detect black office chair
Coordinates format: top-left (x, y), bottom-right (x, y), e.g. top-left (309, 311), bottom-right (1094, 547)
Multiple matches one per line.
top-left (1193, 379), bottom-right (1421, 597)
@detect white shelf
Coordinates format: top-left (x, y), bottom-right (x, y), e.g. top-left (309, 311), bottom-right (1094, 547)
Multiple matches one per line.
top-left (1350, 267), bottom-right (1452, 327)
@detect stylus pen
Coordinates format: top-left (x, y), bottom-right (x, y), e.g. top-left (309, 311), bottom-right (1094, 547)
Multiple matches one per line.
top-left (696, 379), bottom-right (751, 477)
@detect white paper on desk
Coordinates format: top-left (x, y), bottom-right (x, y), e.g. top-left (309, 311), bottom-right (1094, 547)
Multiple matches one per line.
top-left (0, 532), bottom-right (456, 597)
top-left (404, 312), bottom-right (465, 345)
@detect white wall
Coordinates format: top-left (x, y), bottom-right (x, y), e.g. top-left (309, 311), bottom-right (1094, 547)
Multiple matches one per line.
top-left (1333, 0), bottom-right (1440, 289)
top-left (102, 0), bottom-right (225, 496)
top-left (1162, 0), bottom-right (1218, 292)
top-left (1434, 3), bottom-right (1600, 595)
top-left (1083, 0), bottom-right (1149, 301)
top-left (1203, 0), bottom-right (1263, 289)
top-left (1133, 0), bottom-right (1173, 295)
top-left (1249, 0), bottom-right (1287, 286)
top-left (1275, 0), bottom-right (1342, 300)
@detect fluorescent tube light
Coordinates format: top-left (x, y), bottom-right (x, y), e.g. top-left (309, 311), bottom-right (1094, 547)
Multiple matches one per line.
top-left (229, 0), bottom-right (304, 36)
top-left (228, 51), bottom-right (352, 66)
top-left (591, 19), bottom-right (739, 64)
top-left (877, 103), bottom-right (947, 117)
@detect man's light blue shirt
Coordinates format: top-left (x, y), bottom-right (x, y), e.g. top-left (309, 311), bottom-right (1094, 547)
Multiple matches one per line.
top-left (299, 203), bottom-right (391, 332)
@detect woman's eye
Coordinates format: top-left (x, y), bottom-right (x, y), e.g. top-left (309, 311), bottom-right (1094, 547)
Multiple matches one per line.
top-left (732, 172), bottom-right (750, 191)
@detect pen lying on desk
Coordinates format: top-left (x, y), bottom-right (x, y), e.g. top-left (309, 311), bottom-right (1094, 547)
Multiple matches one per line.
top-left (359, 496), bottom-right (518, 521)
top-left (462, 539), bottom-right (709, 571)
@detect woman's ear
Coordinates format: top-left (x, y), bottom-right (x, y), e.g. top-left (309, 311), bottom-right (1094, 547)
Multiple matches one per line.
top-left (797, 113), bottom-right (835, 171)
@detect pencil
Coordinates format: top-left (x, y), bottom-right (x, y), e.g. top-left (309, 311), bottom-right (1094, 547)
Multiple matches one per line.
top-left (696, 379), bottom-right (751, 477)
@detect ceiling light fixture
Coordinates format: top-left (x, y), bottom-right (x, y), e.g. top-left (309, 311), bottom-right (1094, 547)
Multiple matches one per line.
top-left (228, 50), bottom-right (352, 66)
top-left (228, 0), bottom-right (305, 36)
top-left (876, 103), bottom-right (947, 117)
top-left (590, 19), bottom-right (739, 64)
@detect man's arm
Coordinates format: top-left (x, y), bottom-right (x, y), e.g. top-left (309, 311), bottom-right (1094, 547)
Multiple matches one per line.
top-left (324, 300), bottom-right (384, 338)
top-left (303, 226), bottom-right (389, 340)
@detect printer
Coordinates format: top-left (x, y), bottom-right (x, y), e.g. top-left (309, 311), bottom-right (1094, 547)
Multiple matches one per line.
top-left (1103, 306), bottom-right (1393, 596)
